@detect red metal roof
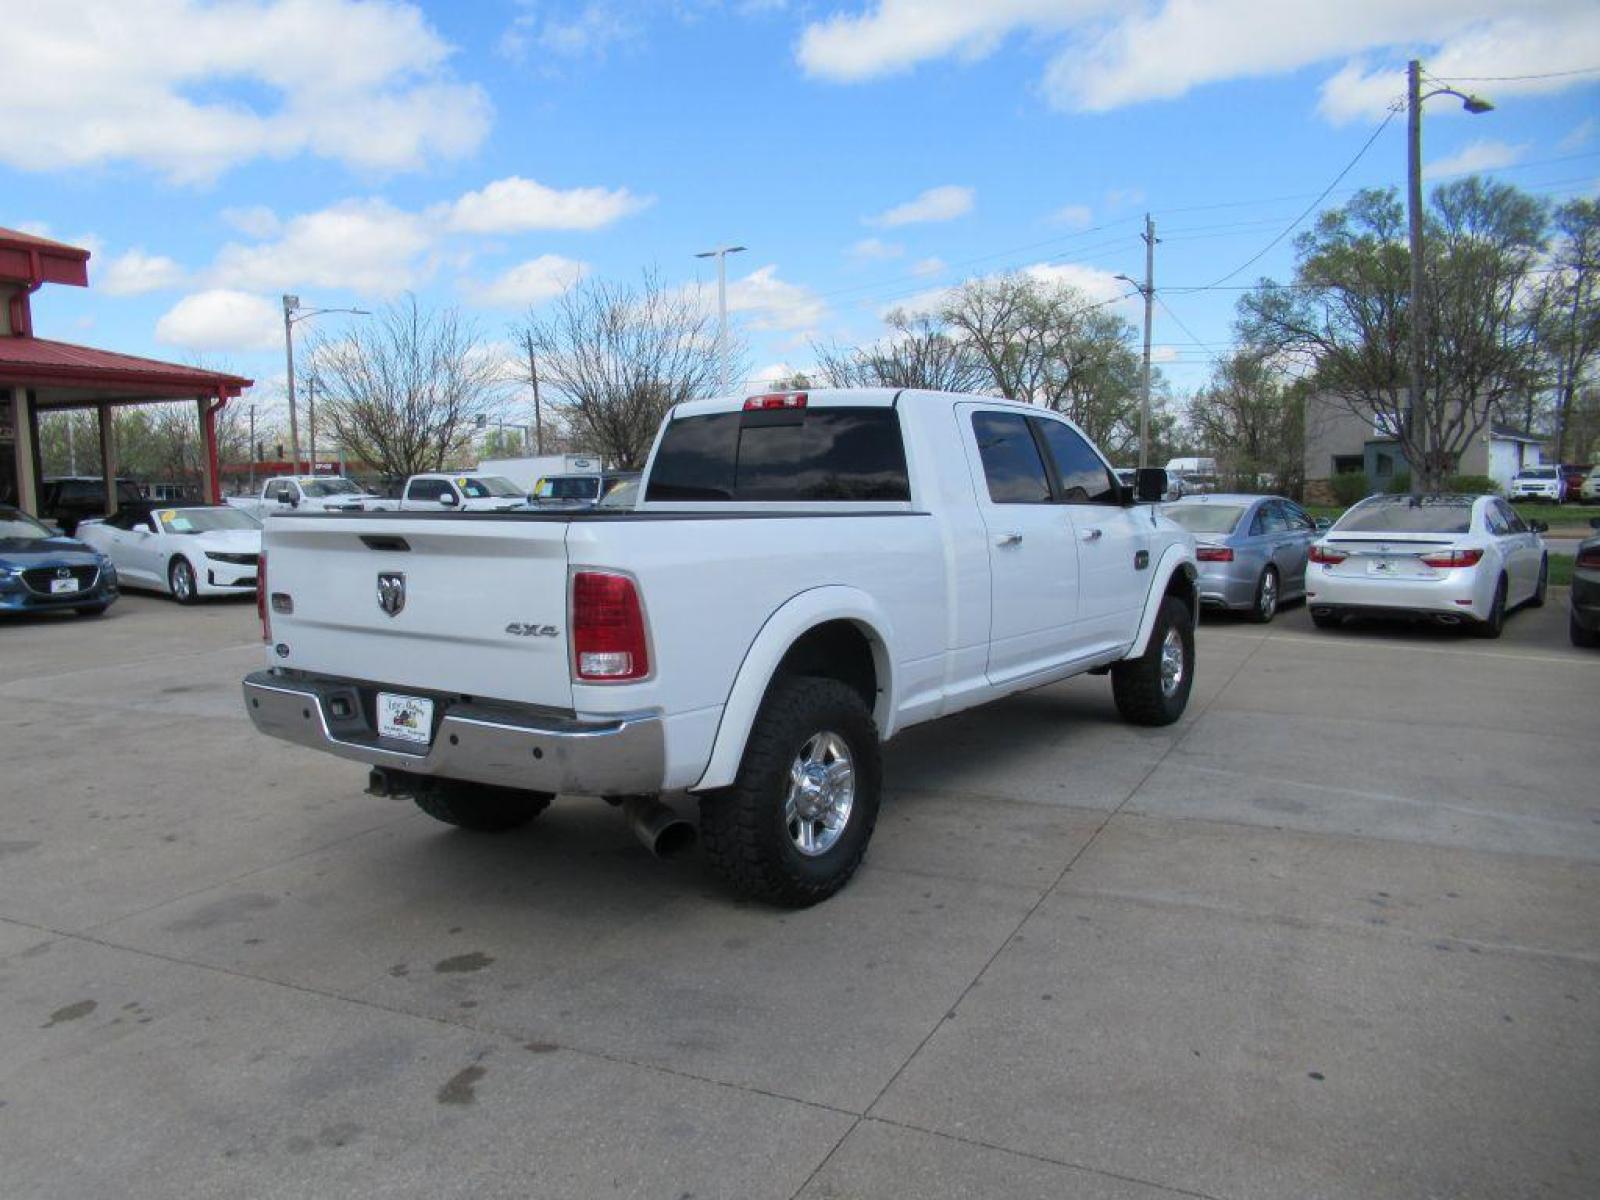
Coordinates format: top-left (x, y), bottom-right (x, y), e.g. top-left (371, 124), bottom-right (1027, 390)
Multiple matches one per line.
top-left (0, 226), bottom-right (91, 290)
top-left (0, 227), bottom-right (91, 260)
top-left (0, 336), bottom-right (251, 396)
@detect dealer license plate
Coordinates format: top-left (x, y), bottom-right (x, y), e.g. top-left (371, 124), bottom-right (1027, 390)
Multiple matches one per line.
top-left (50, 577), bottom-right (80, 594)
top-left (377, 693), bottom-right (434, 746)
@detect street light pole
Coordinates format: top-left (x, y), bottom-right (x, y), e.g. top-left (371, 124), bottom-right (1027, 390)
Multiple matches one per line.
top-left (1406, 59), bottom-right (1493, 494)
top-left (282, 294), bottom-right (300, 473)
top-left (696, 245), bottom-right (746, 394)
top-left (1115, 213), bottom-right (1159, 470)
top-left (307, 376), bottom-right (317, 475)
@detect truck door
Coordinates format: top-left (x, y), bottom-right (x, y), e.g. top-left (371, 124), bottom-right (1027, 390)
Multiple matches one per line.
top-left (959, 406), bottom-right (1082, 685)
top-left (1032, 416), bottom-right (1149, 654)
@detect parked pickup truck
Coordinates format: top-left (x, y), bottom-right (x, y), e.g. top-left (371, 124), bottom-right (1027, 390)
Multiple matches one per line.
top-left (229, 476), bottom-right (387, 518)
top-left (243, 389), bottom-right (1198, 906)
top-left (368, 472), bottom-right (529, 513)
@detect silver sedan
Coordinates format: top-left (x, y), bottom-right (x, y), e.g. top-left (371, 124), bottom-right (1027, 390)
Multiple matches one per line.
top-left (1162, 494), bottom-right (1328, 622)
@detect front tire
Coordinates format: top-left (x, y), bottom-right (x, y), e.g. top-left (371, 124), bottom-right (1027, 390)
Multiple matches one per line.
top-left (168, 556), bottom-right (199, 605)
top-left (1528, 557), bottom-right (1548, 608)
top-left (412, 781), bottom-right (552, 832)
top-left (1111, 596), bottom-right (1194, 727)
top-left (1572, 609), bottom-right (1600, 648)
top-left (1247, 566), bottom-right (1278, 624)
top-left (699, 676), bottom-right (881, 908)
top-left (1310, 609), bottom-right (1342, 631)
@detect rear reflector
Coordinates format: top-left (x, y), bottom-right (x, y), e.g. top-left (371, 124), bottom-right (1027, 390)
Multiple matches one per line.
top-left (1419, 548), bottom-right (1484, 568)
top-left (744, 392), bottom-right (807, 411)
top-left (572, 571), bottom-right (650, 682)
top-left (1578, 548), bottom-right (1600, 570)
top-left (1195, 546), bottom-right (1233, 562)
top-left (1308, 545), bottom-right (1346, 565)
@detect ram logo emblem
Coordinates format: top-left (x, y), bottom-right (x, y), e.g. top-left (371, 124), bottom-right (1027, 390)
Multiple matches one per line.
top-left (377, 572), bottom-right (406, 617)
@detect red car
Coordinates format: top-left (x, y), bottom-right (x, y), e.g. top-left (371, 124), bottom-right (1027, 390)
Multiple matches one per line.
top-left (1560, 464), bottom-right (1593, 504)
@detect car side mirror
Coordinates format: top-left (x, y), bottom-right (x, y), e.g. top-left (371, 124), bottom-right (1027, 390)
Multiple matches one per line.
top-left (1591, 516), bottom-right (1600, 530)
top-left (439, 492), bottom-right (459, 507)
top-left (1529, 519), bottom-right (1549, 534)
top-left (1314, 517), bottom-right (1333, 531)
top-left (1135, 468), bottom-right (1168, 503)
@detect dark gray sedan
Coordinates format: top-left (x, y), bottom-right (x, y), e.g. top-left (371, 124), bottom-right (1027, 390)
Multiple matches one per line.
top-left (1162, 494), bottom-right (1328, 622)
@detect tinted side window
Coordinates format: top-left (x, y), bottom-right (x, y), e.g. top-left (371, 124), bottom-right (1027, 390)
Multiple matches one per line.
top-left (646, 407), bottom-right (910, 502)
top-left (972, 412), bottom-right (1052, 504)
top-left (407, 479), bottom-right (446, 502)
top-left (1283, 502), bottom-right (1315, 531)
top-left (1034, 419), bottom-right (1118, 504)
top-left (1260, 502), bottom-right (1290, 534)
top-left (1498, 501), bottom-right (1527, 534)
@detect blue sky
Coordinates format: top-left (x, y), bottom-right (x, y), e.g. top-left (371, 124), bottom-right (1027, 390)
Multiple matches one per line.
top-left (6, 1), bottom-right (1599, 427)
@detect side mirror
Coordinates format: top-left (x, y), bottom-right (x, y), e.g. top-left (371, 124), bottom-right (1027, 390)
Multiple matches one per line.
top-left (439, 492), bottom-right (459, 507)
top-left (276, 492), bottom-right (294, 506)
top-left (1135, 468), bottom-right (1168, 503)
top-left (1590, 516), bottom-right (1600, 530)
top-left (1314, 517), bottom-right (1333, 532)
top-left (1529, 519), bottom-right (1549, 534)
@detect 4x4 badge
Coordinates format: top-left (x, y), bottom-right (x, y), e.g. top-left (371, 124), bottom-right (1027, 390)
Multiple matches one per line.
top-left (377, 572), bottom-right (406, 617)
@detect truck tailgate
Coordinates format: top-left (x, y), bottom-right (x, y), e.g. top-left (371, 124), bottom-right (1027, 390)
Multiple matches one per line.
top-left (264, 515), bottom-right (574, 709)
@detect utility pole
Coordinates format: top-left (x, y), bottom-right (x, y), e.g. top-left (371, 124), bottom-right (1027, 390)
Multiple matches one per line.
top-left (1406, 59), bottom-right (1493, 494)
top-left (696, 245), bottom-right (746, 395)
top-left (247, 404), bottom-right (257, 494)
top-left (67, 413), bottom-right (77, 475)
top-left (1116, 215), bottom-right (1159, 469)
top-left (282, 294), bottom-right (301, 473)
top-left (306, 376), bottom-right (317, 475)
top-left (523, 330), bottom-right (544, 455)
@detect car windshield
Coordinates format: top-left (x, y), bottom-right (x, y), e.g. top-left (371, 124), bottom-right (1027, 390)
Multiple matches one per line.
top-left (0, 511), bottom-right (54, 542)
top-left (536, 475), bottom-right (599, 500)
top-left (1516, 468), bottom-right (1557, 479)
top-left (1333, 497), bottom-right (1474, 534)
top-left (458, 475), bottom-right (522, 498)
top-left (156, 507), bottom-right (262, 534)
top-left (599, 479), bottom-right (640, 509)
top-left (1164, 503), bottom-right (1247, 535)
top-left (300, 479), bottom-right (361, 497)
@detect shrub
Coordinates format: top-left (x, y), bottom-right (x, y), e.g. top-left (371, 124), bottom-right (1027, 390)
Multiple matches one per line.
top-left (1444, 474), bottom-right (1498, 495)
top-left (1382, 470), bottom-right (1412, 494)
top-left (1330, 471), bottom-right (1371, 507)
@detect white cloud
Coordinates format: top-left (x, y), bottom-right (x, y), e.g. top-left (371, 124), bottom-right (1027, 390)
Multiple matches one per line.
top-left (1051, 203), bottom-right (1094, 229)
top-left (1427, 139), bottom-right (1529, 178)
top-left (727, 266), bottom-right (828, 332)
top-left (467, 255), bottom-right (589, 308)
top-left (156, 290), bottom-right (281, 352)
top-left (884, 259), bottom-right (1133, 320)
top-left (911, 257), bottom-right (946, 277)
top-left (210, 200), bottom-right (432, 295)
top-left (0, 0), bottom-right (491, 182)
top-left (867, 185), bottom-right (975, 228)
top-left (1558, 118), bottom-right (1596, 152)
top-left (100, 249), bottom-right (187, 296)
top-left (499, 2), bottom-right (638, 63)
top-left (1104, 187), bottom-right (1145, 211)
top-left (221, 206), bottom-right (282, 239)
top-left (797, 2), bottom-right (1600, 124)
top-left (849, 237), bottom-right (904, 261)
top-left (446, 176), bottom-right (653, 233)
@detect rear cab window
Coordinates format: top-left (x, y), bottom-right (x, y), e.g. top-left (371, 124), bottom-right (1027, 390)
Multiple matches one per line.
top-left (645, 405), bottom-right (910, 503)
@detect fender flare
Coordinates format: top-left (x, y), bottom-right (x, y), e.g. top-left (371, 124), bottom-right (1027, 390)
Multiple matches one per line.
top-left (1128, 546), bottom-right (1198, 658)
top-left (692, 585), bottom-right (895, 792)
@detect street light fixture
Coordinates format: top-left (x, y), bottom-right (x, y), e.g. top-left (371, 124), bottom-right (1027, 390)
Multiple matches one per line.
top-left (282, 295), bottom-right (370, 474)
top-left (1405, 60), bottom-right (1493, 494)
top-left (695, 245), bottom-right (746, 395)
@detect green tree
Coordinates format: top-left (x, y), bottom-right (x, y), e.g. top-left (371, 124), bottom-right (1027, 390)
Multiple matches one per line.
top-left (1531, 199), bottom-right (1600, 461)
top-left (1186, 349), bottom-right (1306, 494)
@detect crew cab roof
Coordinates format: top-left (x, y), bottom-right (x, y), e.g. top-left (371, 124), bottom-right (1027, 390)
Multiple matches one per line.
top-left (671, 388), bottom-right (904, 420)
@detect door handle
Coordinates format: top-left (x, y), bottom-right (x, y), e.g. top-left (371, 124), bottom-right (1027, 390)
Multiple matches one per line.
top-left (996, 532), bottom-right (1023, 547)
top-left (1081, 528), bottom-right (1103, 542)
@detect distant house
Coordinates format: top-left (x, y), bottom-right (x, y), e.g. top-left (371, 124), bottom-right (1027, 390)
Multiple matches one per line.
top-left (1302, 392), bottom-right (1546, 500)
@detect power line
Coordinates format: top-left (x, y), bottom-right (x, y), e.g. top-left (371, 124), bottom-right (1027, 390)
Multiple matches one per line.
top-left (1430, 66), bottom-right (1600, 83)
top-left (1192, 106), bottom-right (1402, 290)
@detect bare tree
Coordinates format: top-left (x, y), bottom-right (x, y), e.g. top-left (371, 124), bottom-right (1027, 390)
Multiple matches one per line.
top-left (1187, 349), bottom-right (1306, 493)
top-left (515, 272), bottom-right (733, 469)
top-left (1531, 199), bottom-right (1600, 461)
top-left (812, 309), bottom-right (990, 393)
top-left (1241, 180), bottom-right (1547, 489)
top-left (310, 296), bottom-right (503, 482)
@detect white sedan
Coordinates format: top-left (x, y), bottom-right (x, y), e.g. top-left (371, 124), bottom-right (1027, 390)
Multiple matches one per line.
top-left (77, 504), bottom-right (262, 604)
top-left (1306, 494), bottom-right (1547, 638)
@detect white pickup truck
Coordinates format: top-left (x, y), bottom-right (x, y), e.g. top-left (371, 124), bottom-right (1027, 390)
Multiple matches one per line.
top-left (243, 389), bottom-right (1198, 906)
top-left (229, 476), bottom-right (387, 518)
top-left (370, 472), bottom-right (530, 513)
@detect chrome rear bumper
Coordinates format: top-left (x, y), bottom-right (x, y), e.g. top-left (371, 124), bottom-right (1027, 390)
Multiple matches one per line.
top-left (242, 670), bottom-right (664, 796)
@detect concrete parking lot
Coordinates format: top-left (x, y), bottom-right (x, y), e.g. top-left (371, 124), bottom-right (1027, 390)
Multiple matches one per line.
top-left (2, 592), bottom-right (1596, 1200)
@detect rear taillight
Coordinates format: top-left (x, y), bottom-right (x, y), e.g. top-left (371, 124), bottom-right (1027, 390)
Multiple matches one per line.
top-left (1308, 545), bottom-right (1346, 565)
top-left (1195, 546), bottom-right (1233, 562)
top-left (572, 571), bottom-right (650, 682)
top-left (1419, 548), bottom-right (1484, 568)
top-left (1577, 547), bottom-right (1600, 570)
top-left (744, 391), bottom-right (807, 411)
top-left (256, 551), bottom-right (270, 642)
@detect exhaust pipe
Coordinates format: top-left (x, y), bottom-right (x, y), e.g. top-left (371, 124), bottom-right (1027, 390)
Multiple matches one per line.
top-left (622, 795), bottom-right (697, 859)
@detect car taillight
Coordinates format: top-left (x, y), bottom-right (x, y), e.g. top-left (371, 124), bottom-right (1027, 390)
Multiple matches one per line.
top-left (1578, 547), bottom-right (1600, 570)
top-left (256, 551), bottom-right (270, 642)
top-left (743, 391), bottom-right (807, 411)
top-left (1195, 546), bottom-right (1233, 562)
top-left (572, 571), bottom-right (649, 682)
top-left (1419, 548), bottom-right (1484, 568)
top-left (1308, 545), bottom-right (1346, 564)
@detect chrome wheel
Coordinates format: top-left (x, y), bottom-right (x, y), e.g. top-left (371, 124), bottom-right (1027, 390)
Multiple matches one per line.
top-left (784, 731), bottom-right (855, 857)
top-left (170, 558), bottom-right (195, 602)
top-left (1159, 625), bottom-right (1186, 698)
top-left (1257, 570), bottom-right (1277, 620)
